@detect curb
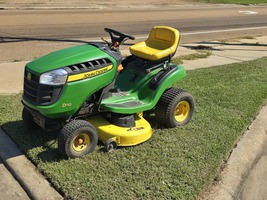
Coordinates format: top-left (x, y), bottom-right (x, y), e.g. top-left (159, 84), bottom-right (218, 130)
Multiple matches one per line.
top-left (201, 103), bottom-right (267, 199)
top-left (0, 128), bottom-right (63, 200)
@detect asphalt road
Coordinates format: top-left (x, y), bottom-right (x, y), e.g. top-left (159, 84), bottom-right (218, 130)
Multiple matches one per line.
top-left (0, 5), bottom-right (267, 62)
top-left (1, 6), bottom-right (267, 38)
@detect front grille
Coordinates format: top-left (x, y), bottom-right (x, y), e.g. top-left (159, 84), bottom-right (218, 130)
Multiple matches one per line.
top-left (64, 58), bottom-right (112, 75)
top-left (23, 58), bottom-right (112, 105)
top-left (23, 69), bottom-right (63, 105)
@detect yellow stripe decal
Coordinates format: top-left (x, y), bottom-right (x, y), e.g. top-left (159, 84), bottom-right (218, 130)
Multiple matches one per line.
top-left (67, 65), bottom-right (113, 82)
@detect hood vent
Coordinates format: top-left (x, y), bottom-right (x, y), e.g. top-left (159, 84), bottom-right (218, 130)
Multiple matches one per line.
top-left (64, 58), bottom-right (112, 75)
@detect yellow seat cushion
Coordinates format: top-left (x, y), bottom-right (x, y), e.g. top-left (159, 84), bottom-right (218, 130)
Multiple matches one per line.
top-left (130, 26), bottom-right (180, 61)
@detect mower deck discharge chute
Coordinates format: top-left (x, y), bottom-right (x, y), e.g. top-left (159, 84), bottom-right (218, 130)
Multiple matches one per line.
top-left (22, 26), bottom-right (195, 158)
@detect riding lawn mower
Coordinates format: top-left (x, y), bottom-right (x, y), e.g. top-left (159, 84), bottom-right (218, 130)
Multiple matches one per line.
top-left (22, 26), bottom-right (195, 158)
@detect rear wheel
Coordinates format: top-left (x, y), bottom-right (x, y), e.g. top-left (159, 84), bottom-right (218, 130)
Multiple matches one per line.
top-left (155, 88), bottom-right (194, 128)
top-left (58, 120), bottom-right (98, 158)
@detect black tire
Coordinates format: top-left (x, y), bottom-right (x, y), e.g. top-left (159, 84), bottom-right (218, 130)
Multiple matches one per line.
top-left (58, 120), bottom-right (98, 158)
top-left (22, 107), bottom-right (40, 130)
top-left (104, 138), bottom-right (117, 152)
top-left (155, 87), bottom-right (194, 128)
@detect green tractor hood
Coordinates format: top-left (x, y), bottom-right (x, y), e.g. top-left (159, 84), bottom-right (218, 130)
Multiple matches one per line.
top-left (26, 44), bottom-right (108, 74)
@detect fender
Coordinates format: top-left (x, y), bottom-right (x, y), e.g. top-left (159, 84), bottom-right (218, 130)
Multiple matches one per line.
top-left (149, 65), bottom-right (178, 90)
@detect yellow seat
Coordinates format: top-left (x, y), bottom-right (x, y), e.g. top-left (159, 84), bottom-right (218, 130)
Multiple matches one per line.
top-left (130, 26), bottom-right (180, 61)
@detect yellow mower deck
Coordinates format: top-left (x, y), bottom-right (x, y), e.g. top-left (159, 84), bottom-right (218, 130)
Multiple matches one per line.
top-left (88, 114), bottom-right (152, 146)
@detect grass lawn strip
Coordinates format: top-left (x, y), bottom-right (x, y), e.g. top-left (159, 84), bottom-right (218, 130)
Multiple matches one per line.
top-left (173, 50), bottom-right (212, 64)
top-left (1, 58), bottom-right (267, 199)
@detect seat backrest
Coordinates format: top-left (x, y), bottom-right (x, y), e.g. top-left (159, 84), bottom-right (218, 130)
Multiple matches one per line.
top-left (147, 26), bottom-right (180, 54)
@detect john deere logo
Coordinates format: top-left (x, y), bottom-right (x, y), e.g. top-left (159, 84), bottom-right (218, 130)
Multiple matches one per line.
top-left (27, 72), bottom-right (32, 80)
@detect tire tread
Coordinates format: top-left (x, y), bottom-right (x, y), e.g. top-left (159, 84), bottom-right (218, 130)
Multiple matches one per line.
top-left (155, 87), bottom-right (194, 128)
top-left (58, 120), bottom-right (98, 158)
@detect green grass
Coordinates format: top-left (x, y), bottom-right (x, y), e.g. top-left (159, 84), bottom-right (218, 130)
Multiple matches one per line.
top-left (1, 58), bottom-right (267, 199)
top-left (193, 0), bottom-right (267, 4)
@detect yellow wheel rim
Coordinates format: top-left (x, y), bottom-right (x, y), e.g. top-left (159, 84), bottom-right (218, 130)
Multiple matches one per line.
top-left (72, 133), bottom-right (90, 152)
top-left (174, 101), bottom-right (190, 122)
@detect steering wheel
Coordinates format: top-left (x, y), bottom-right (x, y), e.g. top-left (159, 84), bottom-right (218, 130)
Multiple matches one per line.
top-left (104, 28), bottom-right (135, 48)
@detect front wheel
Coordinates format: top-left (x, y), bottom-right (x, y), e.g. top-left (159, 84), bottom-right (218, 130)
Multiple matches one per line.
top-left (155, 88), bottom-right (195, 128)
top-left (58, 120), bottom-right (98, 158)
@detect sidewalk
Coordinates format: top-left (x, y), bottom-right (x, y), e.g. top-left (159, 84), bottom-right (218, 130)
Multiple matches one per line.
top-left (0, 157), bottom-right (29, 199)
top-left (0, 36), bottom-right (266, 199)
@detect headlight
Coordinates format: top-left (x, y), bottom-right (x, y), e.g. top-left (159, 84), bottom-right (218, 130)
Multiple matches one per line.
top-left (40, 69), bottom-right (68, 85)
